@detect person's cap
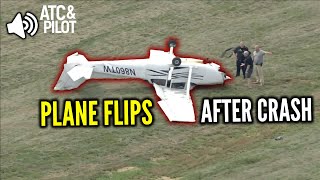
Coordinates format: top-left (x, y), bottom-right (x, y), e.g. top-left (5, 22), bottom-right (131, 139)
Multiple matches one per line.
top-left (243, 51), bottom-right (249, 56)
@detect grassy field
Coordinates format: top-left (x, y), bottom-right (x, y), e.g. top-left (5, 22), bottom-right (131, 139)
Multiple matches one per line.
top-left (1, 1), bottom-right (320, 179)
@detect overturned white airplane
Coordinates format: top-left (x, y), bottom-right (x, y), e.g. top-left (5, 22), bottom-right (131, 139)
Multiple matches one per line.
top-left (54, 40), bottom-right (231, 122)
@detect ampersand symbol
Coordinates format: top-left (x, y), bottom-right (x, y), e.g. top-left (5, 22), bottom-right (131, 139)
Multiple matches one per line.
top-left (67, 5), bottom-right (76, 19)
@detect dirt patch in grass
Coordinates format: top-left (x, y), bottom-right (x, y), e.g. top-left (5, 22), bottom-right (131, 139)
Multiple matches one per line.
top-left (157, 176), bottom-right (181, 180)
top-left (116, 166), bottom-right (139, 172)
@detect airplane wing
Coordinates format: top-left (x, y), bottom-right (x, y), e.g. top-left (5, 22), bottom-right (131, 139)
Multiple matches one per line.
top-left (153, 83), bottom-right (195, 122)
top-left (152, 66), bottom-right (195, 122)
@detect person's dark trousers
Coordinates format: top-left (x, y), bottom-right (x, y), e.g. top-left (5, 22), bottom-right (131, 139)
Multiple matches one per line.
top-left (236, 60), bottom-right (246, 78)
top-left (236, 60), bottom-right (241, 76)
top-left (241, 65), bottom-right (246, 79)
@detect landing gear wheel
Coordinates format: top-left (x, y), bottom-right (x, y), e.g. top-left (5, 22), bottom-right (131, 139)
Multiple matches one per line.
top-left (172, 57), bottom-right (181, 66)
top-left (168, 40), bottom-right (177, 48)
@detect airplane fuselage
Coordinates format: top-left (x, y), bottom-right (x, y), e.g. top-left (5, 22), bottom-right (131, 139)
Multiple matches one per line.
top-left (54, 50), bottom-right (229, 91)
top-left (89, 59), bottom-right (226, 86)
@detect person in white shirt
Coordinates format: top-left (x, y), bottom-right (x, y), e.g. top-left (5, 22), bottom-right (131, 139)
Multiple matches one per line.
top-left (253, 45), bottom-right (272, 86)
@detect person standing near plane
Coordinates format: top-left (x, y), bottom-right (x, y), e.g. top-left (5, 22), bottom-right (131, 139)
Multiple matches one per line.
top-left (253, 45), bottom-right (272, 86)
top-left (242, 51), bottom-right (253, 88)
top-left (233, 41), bottom-right (249, 78)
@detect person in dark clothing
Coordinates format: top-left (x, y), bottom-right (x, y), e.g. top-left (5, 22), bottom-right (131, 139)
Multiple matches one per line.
top-left (233, 41), bottom-right (250, 78)
top-left (242, 51), bottom-right (254, 87)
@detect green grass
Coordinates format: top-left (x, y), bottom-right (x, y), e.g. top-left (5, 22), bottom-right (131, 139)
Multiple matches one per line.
top-left (1, 1), bottom-right (320, 179)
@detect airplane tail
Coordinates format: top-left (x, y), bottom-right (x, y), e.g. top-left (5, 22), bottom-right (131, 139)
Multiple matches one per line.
top-left (54, 52), bottom-right (93, 91)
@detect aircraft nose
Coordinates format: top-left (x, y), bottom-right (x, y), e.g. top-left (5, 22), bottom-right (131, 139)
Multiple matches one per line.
top-left (222, 72), bottom-right (231, 81)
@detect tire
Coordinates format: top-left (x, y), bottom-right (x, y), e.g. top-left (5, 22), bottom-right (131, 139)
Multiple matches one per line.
top-left (168, 40), bottom-right (176, 48)
top-left (172, 57), bottom-right (181, 66)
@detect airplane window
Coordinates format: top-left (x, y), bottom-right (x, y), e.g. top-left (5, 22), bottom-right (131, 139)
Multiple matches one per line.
top-left (151, 79), bottom-right (166, 86)
top-left (151, 79), bottom-right (189, 89)
top-left (171, 83), bottom-right (186, 89)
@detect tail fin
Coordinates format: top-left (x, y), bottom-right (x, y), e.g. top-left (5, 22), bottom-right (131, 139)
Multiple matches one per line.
top-left (54, 52), bottom-right (93, 91)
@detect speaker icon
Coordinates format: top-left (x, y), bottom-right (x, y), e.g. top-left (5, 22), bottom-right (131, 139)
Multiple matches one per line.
top-left (6, 12), bottom-right (39, 39)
